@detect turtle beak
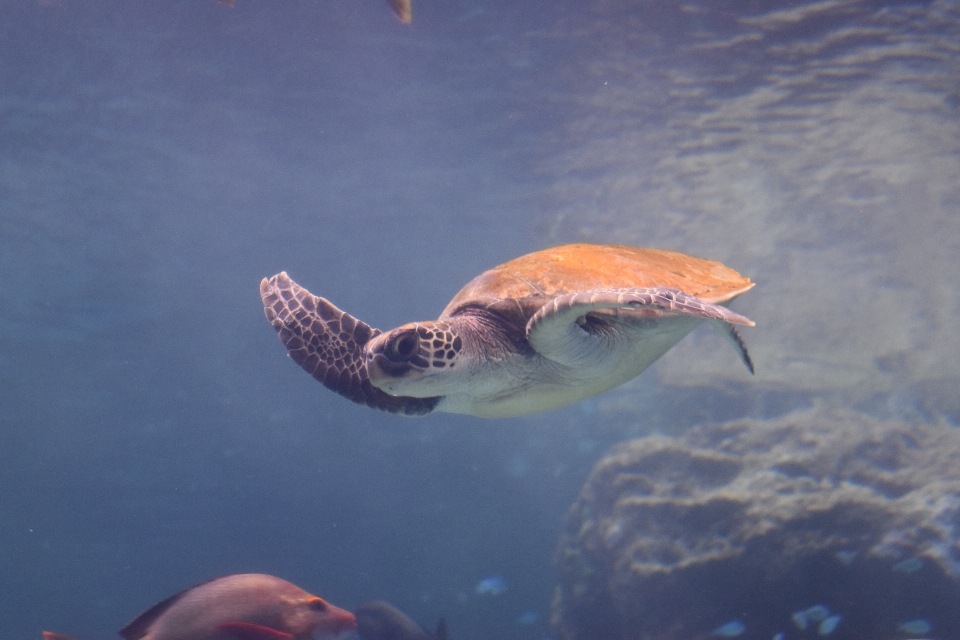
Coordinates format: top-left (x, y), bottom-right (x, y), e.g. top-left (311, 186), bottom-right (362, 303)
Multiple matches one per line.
top-left (365, 351), bottom-right (411, 391)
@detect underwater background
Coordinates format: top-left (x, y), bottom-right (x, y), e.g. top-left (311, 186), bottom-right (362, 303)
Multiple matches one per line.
top-left (1, 1), bottom-right (959, 639)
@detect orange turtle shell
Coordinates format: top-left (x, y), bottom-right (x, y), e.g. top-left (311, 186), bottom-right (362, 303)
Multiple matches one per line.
top-left (440, 244), bottom-right (753, 323)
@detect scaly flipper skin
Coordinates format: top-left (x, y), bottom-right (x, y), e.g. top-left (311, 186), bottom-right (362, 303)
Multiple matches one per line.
top-left (260, 273), bottom-right (440, 416)
top-left (527, 287), bottom-right (755, 371)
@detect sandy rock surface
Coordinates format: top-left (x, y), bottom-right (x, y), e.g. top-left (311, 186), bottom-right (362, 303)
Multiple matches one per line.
top-left (552, 409), bottom-right (960, 640)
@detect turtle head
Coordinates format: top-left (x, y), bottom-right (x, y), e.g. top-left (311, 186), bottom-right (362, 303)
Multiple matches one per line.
top-left (364, 321), bottom-right (467, 397)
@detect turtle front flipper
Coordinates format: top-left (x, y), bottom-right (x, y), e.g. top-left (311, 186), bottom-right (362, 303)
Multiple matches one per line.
top-left (527, 287), bottom-right (755, 372)
top-left (260, 272), bottom-right (441, 416)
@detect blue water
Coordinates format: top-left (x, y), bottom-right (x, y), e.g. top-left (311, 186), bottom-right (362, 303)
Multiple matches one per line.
top-left (2, 1), bottom-right (959, 640)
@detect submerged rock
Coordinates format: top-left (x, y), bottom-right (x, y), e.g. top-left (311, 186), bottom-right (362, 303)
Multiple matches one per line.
top-left (551, 410), bottom-right (960, 640)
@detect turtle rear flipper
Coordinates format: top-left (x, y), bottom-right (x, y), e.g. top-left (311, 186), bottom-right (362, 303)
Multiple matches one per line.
top-left (260, 272), bottom-right (440, 416)
top-left (709, 320), bottom-right (755, 374)
top-left (527, 287), bottom-right (755, 371)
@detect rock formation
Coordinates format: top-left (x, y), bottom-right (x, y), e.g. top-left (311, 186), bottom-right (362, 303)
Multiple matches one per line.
top-left (552, 410), bottom-right (960, 640)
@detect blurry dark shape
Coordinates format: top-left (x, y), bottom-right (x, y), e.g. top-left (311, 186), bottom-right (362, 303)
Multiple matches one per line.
top-left (387, 0), bottom-right (412, 24)
top-left (356, 601), bottom-right (448, 640)
top-left (552, 410), bottom-right (960, 640)
top-left (215, 0), bottom-right (410, 23)
top-left (44, 574), bottom-right (355, 640)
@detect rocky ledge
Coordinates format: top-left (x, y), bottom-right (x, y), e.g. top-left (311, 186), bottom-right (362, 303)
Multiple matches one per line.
top-left (552, 409), bottom-right (960, 640)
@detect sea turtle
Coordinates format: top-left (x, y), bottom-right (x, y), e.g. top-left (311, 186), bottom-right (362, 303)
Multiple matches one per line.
top-left (260, 243), bottom-right (755, 418)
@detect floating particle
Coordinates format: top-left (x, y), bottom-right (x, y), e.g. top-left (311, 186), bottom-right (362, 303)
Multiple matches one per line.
top-left (711, 620), bottom-right (746, 637)
top-left (894, 557), bottom-right (925, 573)
top-left (577, 438), bottom-right (598, 454)
top-left (475, 576), bottom-right (507, 596)
top-left (506, 454), bottom-right (528, 478)
top-left (898, 619), bottom-right (932, 634)
top-left (818, 614), bottom-right (842, 635)
top-left (603, 520), bottom-right (624, 547)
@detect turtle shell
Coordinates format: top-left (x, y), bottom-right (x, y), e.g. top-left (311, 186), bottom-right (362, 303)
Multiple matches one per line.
top-left (440, 244), bottom-right (753, 325)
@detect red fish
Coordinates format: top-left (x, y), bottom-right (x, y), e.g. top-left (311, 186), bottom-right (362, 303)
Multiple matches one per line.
top-left (43, 574), bottom-right (356, 640)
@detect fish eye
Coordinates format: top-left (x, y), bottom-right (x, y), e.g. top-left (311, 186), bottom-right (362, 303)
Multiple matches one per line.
top-left (385, 329), bottom-right (419, 363)
top-left (307, 597), bottom-right (329, 612)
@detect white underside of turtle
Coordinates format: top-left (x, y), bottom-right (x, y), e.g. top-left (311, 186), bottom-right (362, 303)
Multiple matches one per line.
top-left (429, 311), bottom-right (709, 418)
top-left (260, 244), bottom-right (755, 418)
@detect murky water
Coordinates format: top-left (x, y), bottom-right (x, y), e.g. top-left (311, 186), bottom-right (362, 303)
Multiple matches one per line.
top-left (2, 1), bottom-right (958, 639)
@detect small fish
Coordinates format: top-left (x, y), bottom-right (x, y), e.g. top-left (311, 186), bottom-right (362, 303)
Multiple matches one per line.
top-left (711, 620), bottom-right (746, 637)
top-left (898, 618), bottom-right (932, 634)
top-left (44, 574), bottom-right (356, 640)
top-left (804, 605), bottom-right (831, 622)
top-left (516, 611), bottom-right (538, 625)
top-left (474, 577), bottom-right (506, 596)
top-left (792, 604), bottom-right (831, 630)
top-left (818, 614), bottom-right (842, 635)
top-left (772, 634), bottom-right (785, 640)
top-left (894, 557), bottom-right (925, 573)
top-left (791, 611), bottom-right (808, 630)
top-left (834, 550), bottom-right (856, 565)
top-left (355, 601), bottom-right (448, 640)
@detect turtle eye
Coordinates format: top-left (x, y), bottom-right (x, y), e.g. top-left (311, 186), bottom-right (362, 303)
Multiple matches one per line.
top-left (385, 329), bottom-right (420, 363)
